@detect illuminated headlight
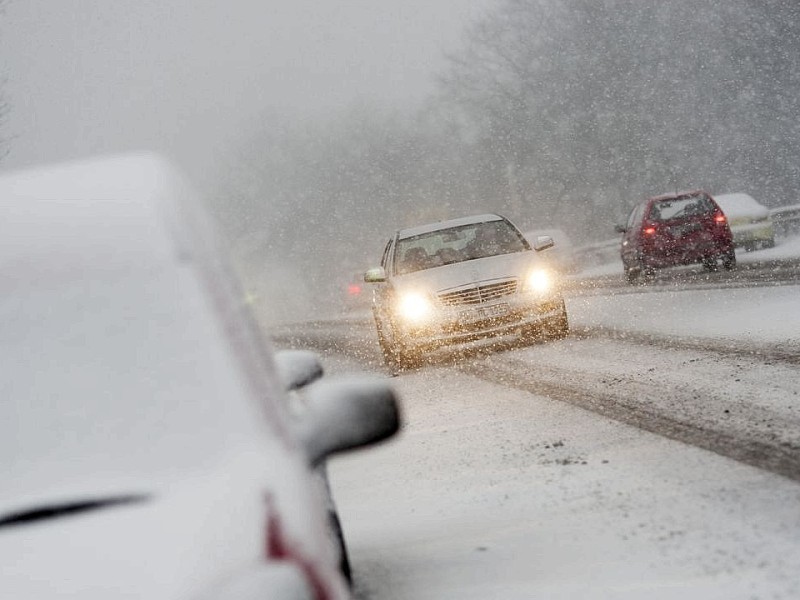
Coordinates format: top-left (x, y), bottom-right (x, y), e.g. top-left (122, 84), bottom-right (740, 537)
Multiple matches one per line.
top-left (396, 291), bottom-right (434, 323)
top-left (525, 269), bottom-right (553, 294)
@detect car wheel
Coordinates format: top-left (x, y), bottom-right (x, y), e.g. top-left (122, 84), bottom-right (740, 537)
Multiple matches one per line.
top-left (546, 301), bottom-right (569, 339)
top-left (375, 319), bottom-right (400, 367)
top-left (722, 250), bottom-right (736, 270)
top-left (624, 266), bottom-right (640, 283)
top-left (624, 260), bottom-right (643, 284)
top-left (375, 318), bottom-right (419, 373)
top-left (702, 256), bottom-right (718, 272)
top-left (327, 509), bottom-right (352, 584)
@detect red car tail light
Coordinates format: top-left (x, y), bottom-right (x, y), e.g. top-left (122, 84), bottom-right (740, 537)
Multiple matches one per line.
top-left (643, 226), bottom-right (656, 235)
top-left (714, 212), bottom-right (727, 224)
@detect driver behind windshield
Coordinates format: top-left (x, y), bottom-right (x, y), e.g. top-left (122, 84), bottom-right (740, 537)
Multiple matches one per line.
top-left (465, 223), bottom-right (523, 259)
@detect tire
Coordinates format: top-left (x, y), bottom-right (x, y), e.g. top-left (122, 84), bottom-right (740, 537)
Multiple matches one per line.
top-left (702, 257), bottom-right (718, 272)
top-left (624, 258), bottom-right (643, 284)
top-left (523, 301), bottom-right (569, 344)
top-left (328, 509), bottom-right (352, 585)
top-left (375, 317), bottom-right (419, 372)
top-left (624, 266), bottom-right (640, 284)
top-left (722, 249), bottom-right (736, 270)
top-left (547, 302), bottom-right (570, 339)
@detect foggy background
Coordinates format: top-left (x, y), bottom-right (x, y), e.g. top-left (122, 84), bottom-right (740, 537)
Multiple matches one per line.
top-left (2, 1), bottom-right (799, 323)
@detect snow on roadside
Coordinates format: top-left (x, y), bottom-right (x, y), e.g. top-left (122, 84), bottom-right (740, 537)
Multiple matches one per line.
top-left (330, 367), bottom-right (800, 600)
top-left (569, 234), bottom-right (800, 346)
top-left (567, 284), bottom-right (800, 345)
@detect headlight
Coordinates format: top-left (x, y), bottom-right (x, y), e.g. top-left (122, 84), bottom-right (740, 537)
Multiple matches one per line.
top-left (396, 291), bottom-right (434, 323)
top-left (525, 268), bottom-right (553, 294)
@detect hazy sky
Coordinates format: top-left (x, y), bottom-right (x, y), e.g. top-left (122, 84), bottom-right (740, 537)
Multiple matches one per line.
top-left (1, 0), bottom-right (495, 176)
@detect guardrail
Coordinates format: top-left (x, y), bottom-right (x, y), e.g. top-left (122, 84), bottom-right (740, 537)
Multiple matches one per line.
top-left (771, 204), bottom-right (800, 238)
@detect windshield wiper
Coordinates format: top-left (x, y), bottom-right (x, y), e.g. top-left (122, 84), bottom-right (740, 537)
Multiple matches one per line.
top-left (0, 494), bottom-right (150, 529)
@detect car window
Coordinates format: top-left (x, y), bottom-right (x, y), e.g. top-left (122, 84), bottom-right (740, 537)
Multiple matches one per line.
top-left (380, 239), bottom-right (392, 268)
top-left (394, 220), bottom-right (527, 275)
top-left (650, 194), bottom-right (714, 222)
top-left (626, 204), bottom-right (641, 229)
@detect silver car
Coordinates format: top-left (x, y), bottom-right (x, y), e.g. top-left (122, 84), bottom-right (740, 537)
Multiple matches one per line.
top-left (365, 214), bottom-right (569, 369)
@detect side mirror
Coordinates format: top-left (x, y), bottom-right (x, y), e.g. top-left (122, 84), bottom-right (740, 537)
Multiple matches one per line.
top-left (364, 267), bottom-right (386, 283)
top-left (533, 235), bottom-right (555, 252)
top-left (274, 350), bottom-right (324, 391)
top-left (295, 377), bottom-right (401, 466)
top-left (614, 224), bottom-right (627, 234)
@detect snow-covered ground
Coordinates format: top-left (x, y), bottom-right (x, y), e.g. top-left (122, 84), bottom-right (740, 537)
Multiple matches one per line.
top-left (573, 234), bottom-right (800, 345)
top-left (327, 235), bottom-right (800, 600)
top-left (332, 370), bottom-right (800, 599)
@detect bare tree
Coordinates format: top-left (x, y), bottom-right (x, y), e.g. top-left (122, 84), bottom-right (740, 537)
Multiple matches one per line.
top-left (437, 0), bottom-right (800, 237)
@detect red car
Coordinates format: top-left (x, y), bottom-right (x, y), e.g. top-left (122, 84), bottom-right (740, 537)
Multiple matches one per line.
top-left (617, 190), bottom-right (736, 282)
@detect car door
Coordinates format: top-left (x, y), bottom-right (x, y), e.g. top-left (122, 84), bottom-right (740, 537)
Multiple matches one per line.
top-left (621, 202), bottom-right (644, 264)
top-left (371, 238), bottom-right (396, 322)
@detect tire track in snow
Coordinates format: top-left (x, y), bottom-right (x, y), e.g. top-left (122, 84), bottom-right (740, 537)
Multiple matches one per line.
top-left (461, 350), bottom-right (800, 482)
top-left (272, 317), bottom-right (800, 481)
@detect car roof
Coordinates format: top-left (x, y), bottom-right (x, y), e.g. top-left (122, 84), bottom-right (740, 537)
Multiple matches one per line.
top-left (2, 154), bottom-right (188, 289)
top-left (647, 189), bottom-right (708, 203)
top-left (397, 213), bottom-right (505, 239)
top-left (0, 153), bottom-right (287, 505)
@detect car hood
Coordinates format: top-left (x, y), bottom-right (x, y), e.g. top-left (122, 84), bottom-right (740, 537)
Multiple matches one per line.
top-left (392, 250), bottom-right (540, 293)
top-left (0, 448), bottom-right (336, 600)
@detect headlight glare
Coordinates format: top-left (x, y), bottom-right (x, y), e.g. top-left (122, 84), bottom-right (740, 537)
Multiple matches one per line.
top-left (526, 269), bottom-right (552, 294)
top-left (396, 291), bottom-right (434, 323)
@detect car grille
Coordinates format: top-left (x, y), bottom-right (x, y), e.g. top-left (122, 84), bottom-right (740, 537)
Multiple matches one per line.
top-left (437, 279), bottom-right (518, 306)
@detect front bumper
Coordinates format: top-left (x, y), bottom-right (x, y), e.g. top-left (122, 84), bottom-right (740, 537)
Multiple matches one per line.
top-left (394, 294), bottom-right (564, 350)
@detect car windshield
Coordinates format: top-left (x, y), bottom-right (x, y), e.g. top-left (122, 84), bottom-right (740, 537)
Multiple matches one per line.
top-left (649, 194), bottom-right (715, 222)
top-left (394, 221), bottom-right (528, 275)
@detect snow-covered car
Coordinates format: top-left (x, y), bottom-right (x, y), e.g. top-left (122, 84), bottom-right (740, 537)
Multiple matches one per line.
top-left (364, 213), bottom-right (569, 370)
top-left (0, 154), bottom-right (400, 600)
top-left (714, 192), bottom-right (776, 251)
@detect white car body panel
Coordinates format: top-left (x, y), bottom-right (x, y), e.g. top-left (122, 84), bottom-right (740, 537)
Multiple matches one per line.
top-left (0, 154), bottom-right (348, 600)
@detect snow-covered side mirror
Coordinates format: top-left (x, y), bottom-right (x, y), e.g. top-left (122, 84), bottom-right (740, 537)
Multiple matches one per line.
top-left (364, 267), bottom-right (386, 283)
top-left (533, 235), bottom-right (555, 252)
top-left (296, 378), bottom-right (401, 467)
top-left (274, 350), bottom-right (324, 391)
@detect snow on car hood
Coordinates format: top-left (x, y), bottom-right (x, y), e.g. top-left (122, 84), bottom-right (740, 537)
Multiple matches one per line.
top-left (0, 447), bottom-right (332, 600)
top-left (391, 250), bottom-right (542, 294)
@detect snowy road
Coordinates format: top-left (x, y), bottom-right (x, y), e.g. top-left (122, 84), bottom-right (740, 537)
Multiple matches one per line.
top-left (268, 248), bottom-right (800, 599)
